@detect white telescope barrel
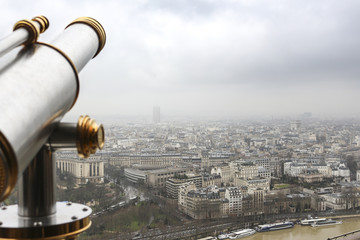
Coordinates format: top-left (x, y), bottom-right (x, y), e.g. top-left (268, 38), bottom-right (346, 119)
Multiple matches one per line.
top-left (0, 17), bottom-right (106, 201)
top-left (0, 16), bottom-right (49, 57)
top-left (0, 28), bottom-right (30, 57)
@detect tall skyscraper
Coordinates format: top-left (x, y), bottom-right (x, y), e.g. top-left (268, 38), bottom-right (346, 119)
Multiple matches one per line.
top-left (153, 106), bottom-right (160, 123)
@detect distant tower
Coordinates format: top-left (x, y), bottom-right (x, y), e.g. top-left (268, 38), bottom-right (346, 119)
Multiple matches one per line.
top-left (153, 106), bottom-right (160, 123)
top-left (303, 112), bottom-right (312, 118)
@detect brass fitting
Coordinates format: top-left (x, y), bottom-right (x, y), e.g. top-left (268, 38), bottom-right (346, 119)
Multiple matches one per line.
top-left (66, 17), bottom-right (106, 58)
top-left (76, 115), bottom-right (104, 158)
top-left (13, 15), bottom-right (49, 45)
top-left (31, 15), bottom-right (49, 33)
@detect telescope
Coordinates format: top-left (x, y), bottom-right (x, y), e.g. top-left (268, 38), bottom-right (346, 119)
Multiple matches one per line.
top-left (0, 16), bottom-right (106, 239)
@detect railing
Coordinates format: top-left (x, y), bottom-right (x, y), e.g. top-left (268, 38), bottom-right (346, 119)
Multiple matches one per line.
top-left (328, 229), bottom-right (360, 240)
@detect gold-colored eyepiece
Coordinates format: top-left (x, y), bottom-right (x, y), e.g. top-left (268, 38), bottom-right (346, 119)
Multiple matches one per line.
top-left (66, 17), bottom-right (106, 58)
top-left (76, 116), bottom-right (105, 158)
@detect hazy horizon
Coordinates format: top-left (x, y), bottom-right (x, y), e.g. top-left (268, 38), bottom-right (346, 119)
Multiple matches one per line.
top-left (63, 111), bottom-right (360, 124)
top-left (2, 0), bottom-right (360, 120)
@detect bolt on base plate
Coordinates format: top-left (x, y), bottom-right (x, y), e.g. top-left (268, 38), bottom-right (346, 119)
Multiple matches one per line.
top-left (0, 202), bottom-right (92, 239)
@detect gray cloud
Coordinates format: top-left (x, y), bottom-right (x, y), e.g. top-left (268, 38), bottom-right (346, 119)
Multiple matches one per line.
top-left (1, 0), bottom-right (360, 119)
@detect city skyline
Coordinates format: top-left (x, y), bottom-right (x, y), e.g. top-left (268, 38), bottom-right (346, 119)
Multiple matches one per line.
top-left (2, 0), bottom-right (360, 120)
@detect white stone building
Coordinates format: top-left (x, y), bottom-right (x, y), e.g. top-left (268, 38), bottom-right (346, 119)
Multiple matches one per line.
top-left (255, 158), bottom-right (271, 171)
top-left (313, 164), bottom-right (332, 177)
top-left (56, 156), bottom-right (104, 184)
top-left (289, 164), bottom-right (308, 177)
top-left (178, 182), bottom-right (197, 212)
top-left (258, 166), bottom-right (271, 179)
top-left (225, 187), bottom-right (242, 216)
top-left (211, 165), bottom-right (232, 185)
top-left (236, 163), bottom-right (259, 180)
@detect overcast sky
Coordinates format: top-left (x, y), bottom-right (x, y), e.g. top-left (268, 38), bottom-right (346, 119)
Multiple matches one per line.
top-left (1, 0), bottom-right (360, 120)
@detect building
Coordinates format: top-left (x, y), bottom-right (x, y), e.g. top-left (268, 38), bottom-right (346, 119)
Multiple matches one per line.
top-left (242, 194), bottom-right (254, 216)
top-left (166, 174), bottom-right (202, 199)
top-left (313, 164), bottom-right (332, 177)
top-left (202, 173), bottom-right (222, 187)
top-left (220, 198), bottom-right (230, 217)
top-left (250, 188), bottom-right (264, 215)
top-left (338, 167), bottom-right (351, 182)
top-left (258, 166), bottom-right (271, 179)
top-left (178, 182), bottom-right (197, 212)
top-left (235, 162), bottom-right (259, 180)
top-left (225, 187), bottom-right (242, 216)
top-left (310, 195), bottom-right (327, 212)
top-left (235, 178), bottom-right (270, 192)
top-left (201, 154), bottom-right (231, 167)
top-left (322, 193), bottom-right (348, 210)
top-left (153, 106), bottom-right (160, 123)
top-left (124, 168), bottom-right (147, 184)
top-left (355, 136), bottom-right (360, 147)
top-left (286, 163), bottom-right (308, 177)
top-left (183, 187), bottom-right (223, 219)
top-left (147, 168), bottom-right (188, 187)
top-left (332, 164), bottom-right (351, 182)
top-left (211, 165), bottom-right (232, 185)
top-left (264, 193), bottom-right (311, 214)
top-left (108, 154), bottom-right (130, 167)
top-left (178, 185), bottom-right (233, 219)
top-left (124, 167), bottom-right (188, 187)
top-left (108, 153), bottom-right (183, 168)
top-left (315, 187), bottom-right (334, 195)
top-left (357, 170), bottom-right (360, 182)
top-left (290, 120), bottom-right (301, 131)
top-left (298, 169), bottom-right (324, 183)
top-left (270, 158), bottom-right (283, 177)
top-left (56, 155), bottom-right (104, 184)
top-left (255, 158), bottom-right (271, 171)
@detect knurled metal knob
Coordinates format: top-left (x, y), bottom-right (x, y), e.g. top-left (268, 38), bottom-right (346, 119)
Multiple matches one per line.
top-left (76, 115), bottom-right (104, 158)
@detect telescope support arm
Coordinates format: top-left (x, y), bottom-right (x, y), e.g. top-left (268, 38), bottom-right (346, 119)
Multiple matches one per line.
top-left (18, 145), bottom-right (56, 218)
top-left (0, 115), bottom-right (104, 239)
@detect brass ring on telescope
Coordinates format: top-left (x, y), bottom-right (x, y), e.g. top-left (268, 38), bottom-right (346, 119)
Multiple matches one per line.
top-left (36, 42), bottom-right (80, 111)
top-left (66, 17), bottom-right (106, 58)
top-left (0, 131), bottom-right (18, 202)
top-left (13, 19), bottom-right (40, 45)
top-left (32, 15), bottom-right (49, 33)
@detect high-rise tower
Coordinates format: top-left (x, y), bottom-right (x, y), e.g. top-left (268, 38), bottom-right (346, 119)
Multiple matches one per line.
top-left (153, 106), bottom-right (160, 123)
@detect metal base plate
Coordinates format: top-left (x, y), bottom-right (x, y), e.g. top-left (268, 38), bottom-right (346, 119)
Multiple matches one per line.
top-left (0, 202), bottom-right (92, 239)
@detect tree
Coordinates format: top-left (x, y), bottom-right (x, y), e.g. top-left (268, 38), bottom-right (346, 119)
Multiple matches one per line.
top-left (342, 186), bottom-right (359, 210)
top-left (345, 155), bottom-right (358, 179)
top-left (316, 134), bottom-right (326, 144)
top-left (244, 137), bottom-right (251, 147)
